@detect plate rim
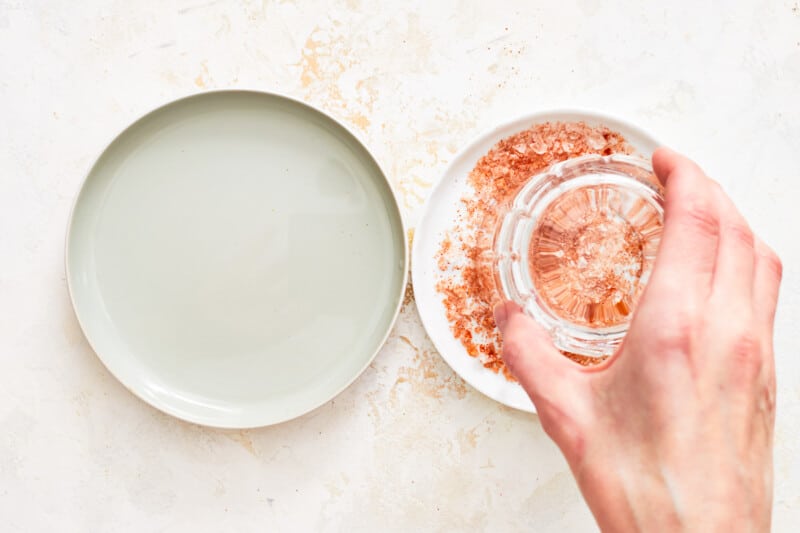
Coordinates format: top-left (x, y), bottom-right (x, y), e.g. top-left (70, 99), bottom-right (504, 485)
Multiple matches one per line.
top-left (412, 108), bottom-right (660, 413)
top-left (65, 89), bottom-right (409, 428)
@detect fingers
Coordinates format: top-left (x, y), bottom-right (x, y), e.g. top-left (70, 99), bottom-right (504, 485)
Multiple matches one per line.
top-left (648, 149), bottom-right (779, 376)
top-left (494, 302), bottom-right (574, 401)
top-left (648, 148), bottom-right (721, 304)
top-left (753, 238), bottom-right (782, 333)
top-left (495, 302), bottom-right (591, 448)
top-left (710, 185), bottom-right (755, 307)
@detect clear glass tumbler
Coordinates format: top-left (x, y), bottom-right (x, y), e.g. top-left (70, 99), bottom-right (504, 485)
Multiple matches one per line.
top-left (494, 154), bottom-right (665, 358)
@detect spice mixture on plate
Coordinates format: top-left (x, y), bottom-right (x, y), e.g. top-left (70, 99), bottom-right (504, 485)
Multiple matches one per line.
top-left (435, 122), bottom-right (635, 379)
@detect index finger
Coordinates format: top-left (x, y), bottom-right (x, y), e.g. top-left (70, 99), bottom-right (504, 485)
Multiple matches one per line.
top-left (645, 148), bottom-right (721, 307)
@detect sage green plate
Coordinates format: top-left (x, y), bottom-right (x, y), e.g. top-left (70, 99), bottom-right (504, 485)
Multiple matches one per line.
top-left (67, 91), bottom-right (407, 428)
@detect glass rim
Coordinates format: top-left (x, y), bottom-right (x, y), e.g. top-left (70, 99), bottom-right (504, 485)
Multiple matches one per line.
top-left (494, 153), bottom-right (665, 358)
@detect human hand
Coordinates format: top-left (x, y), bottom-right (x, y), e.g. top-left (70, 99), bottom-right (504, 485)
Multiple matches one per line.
top-left (494, 148), bottom-right (782, 532)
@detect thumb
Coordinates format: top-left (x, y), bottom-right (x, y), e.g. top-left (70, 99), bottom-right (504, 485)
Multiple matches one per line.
top-left (494, 301), bottom-right (577, 400)
top-left (494, 302), bottom-right (590, 443)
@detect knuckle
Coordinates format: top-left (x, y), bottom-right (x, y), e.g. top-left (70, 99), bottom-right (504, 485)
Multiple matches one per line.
top-left (726, 222), bottom-right (755, 250)
top-left (663, 328), bottom-right (692, 354)
top-left (731, 332), bottom-right (761, 360)
top-left (762, 250), bottom-right (783, 281)
top-left (672, 201), bottom-right (720, 239)
top-left (649, 311), bottom-right (694, 356)
top-left (685, 204), bottom-right (720, 237)
top-left (728, 332), bottom-right (764, 382)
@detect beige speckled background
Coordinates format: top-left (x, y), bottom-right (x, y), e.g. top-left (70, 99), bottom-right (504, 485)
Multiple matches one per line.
top-left (1, 1), bottom-right (799, 531)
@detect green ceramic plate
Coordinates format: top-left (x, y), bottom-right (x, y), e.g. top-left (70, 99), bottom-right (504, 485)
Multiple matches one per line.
top-left (67, 91), bottom-right (407, 428)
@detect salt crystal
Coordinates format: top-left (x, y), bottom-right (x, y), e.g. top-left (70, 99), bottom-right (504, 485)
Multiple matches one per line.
top-left (586, 131), bottom-right (607, 150)
top-left (531, 138), bottom-right (547, 155)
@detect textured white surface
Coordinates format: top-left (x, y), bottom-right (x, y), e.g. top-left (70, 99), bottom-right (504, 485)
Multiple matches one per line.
top-left (1, 1), bottom-right (798, 531)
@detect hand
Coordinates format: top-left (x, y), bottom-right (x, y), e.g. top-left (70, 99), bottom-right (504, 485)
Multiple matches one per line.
top-left (494, 148), bottom-right (782, 532)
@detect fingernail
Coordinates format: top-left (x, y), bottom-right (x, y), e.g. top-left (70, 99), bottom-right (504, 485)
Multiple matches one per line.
top-left (493, 302), bottom-right (508, 331)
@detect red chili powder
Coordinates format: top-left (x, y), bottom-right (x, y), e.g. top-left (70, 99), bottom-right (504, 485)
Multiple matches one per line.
top-left (435, 122), bottom-right (635, 379)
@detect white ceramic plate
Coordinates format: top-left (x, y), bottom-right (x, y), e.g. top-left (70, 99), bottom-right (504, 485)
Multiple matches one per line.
top-left (67, 91), bottom-right (407, 428)
top-left (412, 110), bottom-right (659, 412)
